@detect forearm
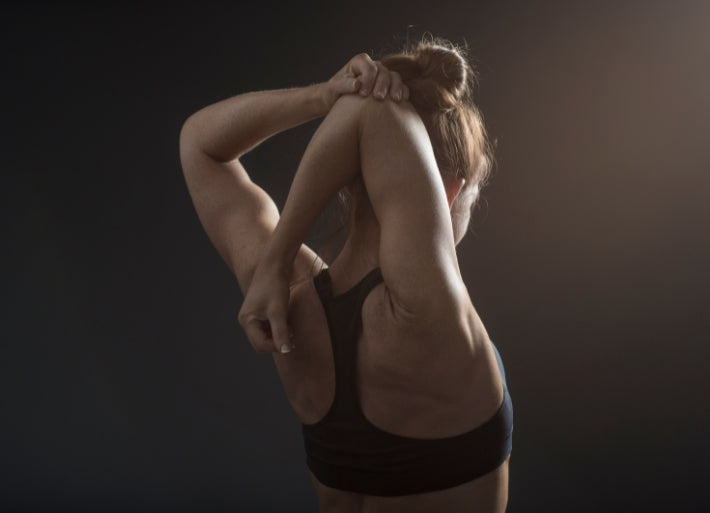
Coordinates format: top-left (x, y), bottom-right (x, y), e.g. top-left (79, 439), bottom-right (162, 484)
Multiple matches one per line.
top-left (262, 96), bottom-right (363, 270)
top-left (182, 83), bottom-right (330, 162)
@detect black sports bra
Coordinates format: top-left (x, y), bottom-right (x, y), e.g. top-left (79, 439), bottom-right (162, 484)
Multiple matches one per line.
top-left (301, 267), bottom-right (513, 496)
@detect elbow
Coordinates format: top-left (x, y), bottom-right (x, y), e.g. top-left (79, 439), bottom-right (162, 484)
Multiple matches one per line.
top-left (179, 114), bottom-right (211, 166)
top-left (179, 114), bottom-right (235, 163)
top-left (179, 114), bottom-right (198, 149)
top-left (178, 116), bottom-right (205, 179)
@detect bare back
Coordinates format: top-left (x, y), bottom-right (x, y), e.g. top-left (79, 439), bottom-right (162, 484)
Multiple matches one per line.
top-left (272, 262), bottom-right (509, 513)
top-left (180, 48), bottom-right (509, 513)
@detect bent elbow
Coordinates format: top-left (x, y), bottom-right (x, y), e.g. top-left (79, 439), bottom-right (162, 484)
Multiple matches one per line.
top-left (179, 114), bottom-right (199, 150)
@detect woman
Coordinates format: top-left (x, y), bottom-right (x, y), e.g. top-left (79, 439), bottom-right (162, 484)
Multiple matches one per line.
top-left (180, 38), bottom-right (513, 513)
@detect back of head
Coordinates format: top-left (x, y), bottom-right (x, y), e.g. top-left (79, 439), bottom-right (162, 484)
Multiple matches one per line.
top-left (380, 37), bottom-right (494, 243)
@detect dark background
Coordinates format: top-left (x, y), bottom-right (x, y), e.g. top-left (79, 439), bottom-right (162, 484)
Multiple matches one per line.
top-left (3, 1), bottom-right (709, 511)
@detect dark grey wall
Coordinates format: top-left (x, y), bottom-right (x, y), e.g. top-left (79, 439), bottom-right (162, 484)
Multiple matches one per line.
top-left (3, 1), bottom-right (708, 511)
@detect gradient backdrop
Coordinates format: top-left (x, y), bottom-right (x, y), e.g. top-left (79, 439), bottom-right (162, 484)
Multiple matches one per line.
top-left (3, 1), bottom-right (709, 511)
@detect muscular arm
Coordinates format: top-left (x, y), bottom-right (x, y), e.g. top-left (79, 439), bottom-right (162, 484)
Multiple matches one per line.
top-left (183, 53), bottom-right (411, 353)
top-left (263, 95), bottom-right (363, 267)
top-left (359, 97), bottom-right (465, 319)
top-left (179, 85), bottom-right (330, 292)
top-left (181, 85), bottom-right (330, 163)
top-left (263, 94), bottom-right (465, 322)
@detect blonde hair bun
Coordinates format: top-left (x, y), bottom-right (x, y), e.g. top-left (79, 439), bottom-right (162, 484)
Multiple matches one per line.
top-left (377, 36), bottom-right (493, 243)
top-left (413, 43), bottom-right (468, 101)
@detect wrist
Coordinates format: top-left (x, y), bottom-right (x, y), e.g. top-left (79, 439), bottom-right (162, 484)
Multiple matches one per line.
top-left (262, 236), bottom-right (298, 277)
top-left (298, 82), bottom-right (330, 118)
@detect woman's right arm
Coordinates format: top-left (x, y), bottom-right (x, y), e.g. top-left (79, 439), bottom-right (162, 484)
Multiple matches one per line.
top-left (242, 95), bottom-right (466, 351)
top-left (179, 53), bottom-right (402, 300)
top-left (358, 97), bottom-right (467, 322)
top-left (277, 95), bottom-right (465, 317)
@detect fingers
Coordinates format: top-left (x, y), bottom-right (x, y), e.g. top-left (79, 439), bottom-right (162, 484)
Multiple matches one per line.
top-left (389, 71), bottom-right (409, 102)
top-left (357, 56), bottom-right (408, 102)
top-left (352, 53), bottom-right (378, 96)
top-left (270, 315), bottom-right (293, 354)
top-left (344, 53), bottom-right (410, 103)
top-left (241, 316), bottom-right (276, 354)
top-left (372, 62), bottom-right (391, 100)
top-left (374, 66), bottom-right (409, 102)
top-left (239, 311), bottom-right (295, 355)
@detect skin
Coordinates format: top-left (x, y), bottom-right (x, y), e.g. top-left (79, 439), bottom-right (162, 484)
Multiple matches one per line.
top-left (180, 53), bottom-right (509, 512)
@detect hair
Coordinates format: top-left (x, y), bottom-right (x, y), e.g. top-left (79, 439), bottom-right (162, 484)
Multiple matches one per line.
top-left (320, 37), bottom-right (494, 262)
top-left (383, 37), bottom-right (494, 241)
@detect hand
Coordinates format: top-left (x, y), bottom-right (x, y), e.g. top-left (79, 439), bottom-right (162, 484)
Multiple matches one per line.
top-left (237, 260), bottom-right (294, 355)
top-left (322, 53), bottom-right (410, 110)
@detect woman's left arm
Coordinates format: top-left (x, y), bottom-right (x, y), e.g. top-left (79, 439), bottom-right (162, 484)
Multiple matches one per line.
top-left (180, 54), bottom-right (406, 353)
top-left (179, 53), bottom-right (387, 295)
top-left (182, 85), bottom-right (328, 164)
top-left (180, 85), bottom-right (331, 295)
